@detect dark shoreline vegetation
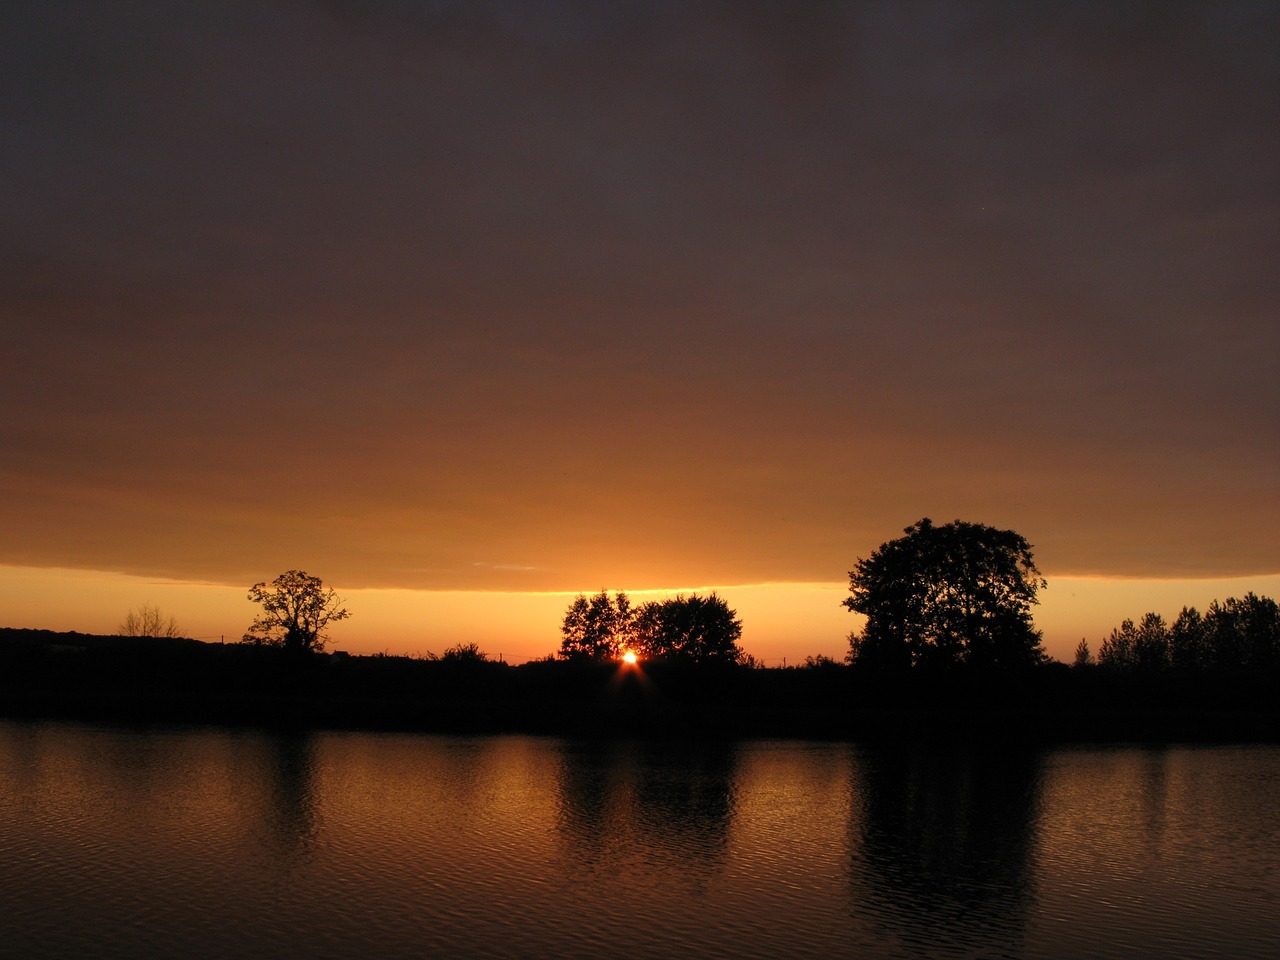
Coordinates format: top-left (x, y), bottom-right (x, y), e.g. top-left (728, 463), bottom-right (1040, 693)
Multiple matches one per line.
top-left (3, 628), bottom-right (1279, 743)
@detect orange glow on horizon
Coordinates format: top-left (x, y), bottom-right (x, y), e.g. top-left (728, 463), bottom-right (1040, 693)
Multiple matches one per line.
top-left (3, 565), bottom-right (1280, 667)
top-left (621, 651), bottom-right (638, 664)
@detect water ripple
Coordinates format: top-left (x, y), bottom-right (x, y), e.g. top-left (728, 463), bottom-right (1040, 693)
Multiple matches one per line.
top-left (2, 726), bottom-right (1279, 958)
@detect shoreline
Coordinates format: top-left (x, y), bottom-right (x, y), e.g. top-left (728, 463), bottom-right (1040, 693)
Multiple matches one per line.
top-left (2, 628), bottom-right (1278, 744)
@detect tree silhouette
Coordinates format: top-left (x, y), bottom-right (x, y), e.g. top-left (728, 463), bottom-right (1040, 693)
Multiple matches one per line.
top-left (1169, 606), bottom-right (1208, 670)
top-left (119, 603), bottom-right (183, 638)
top-left (559, 591), bottom-right (634, 661)
top-left (1073, 638), bottom-right (1093, 668)
top-left (1098, 618), bottom-right (1137, 669)
top-left (845, 518), bottom-right (1045, 671)
top-left (1206, 593), bottom-right (1280, 671)
top-left (242, 570), bottom-right (350, 655)
top-left (633, 593), bottom-right (743, 665)
top-left (559, 591), bottom-right (745, 664)
top-left (438, 642), bottom-right (489, 663)
top-left (1094, 595), bottom-right (1279, 674)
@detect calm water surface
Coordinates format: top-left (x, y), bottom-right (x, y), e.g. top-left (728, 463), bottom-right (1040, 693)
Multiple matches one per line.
top-left (1, 721), bottom-right (1277, 959)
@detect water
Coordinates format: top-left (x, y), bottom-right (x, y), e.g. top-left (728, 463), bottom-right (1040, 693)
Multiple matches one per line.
top-left (1, 721), bottom-right (1277, 959)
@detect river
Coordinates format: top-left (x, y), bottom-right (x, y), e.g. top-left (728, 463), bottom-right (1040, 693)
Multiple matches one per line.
top-left (1, 721), bottom-right (1276, 959)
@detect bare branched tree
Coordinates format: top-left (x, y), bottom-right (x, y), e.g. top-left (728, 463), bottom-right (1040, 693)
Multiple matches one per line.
top-left (120, 603), bottom-right (183, 638)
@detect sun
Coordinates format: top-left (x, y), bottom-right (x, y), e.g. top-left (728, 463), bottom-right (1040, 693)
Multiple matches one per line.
top-left (621, 651), bottom-right (638, 665)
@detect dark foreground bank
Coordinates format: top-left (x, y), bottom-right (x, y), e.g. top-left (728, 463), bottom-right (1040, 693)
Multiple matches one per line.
top-left (2, 629), bottom-right (1278, 742)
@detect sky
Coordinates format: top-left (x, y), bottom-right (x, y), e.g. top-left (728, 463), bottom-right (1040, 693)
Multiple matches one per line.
top-left (2, 1), bottom-right (1277, 664)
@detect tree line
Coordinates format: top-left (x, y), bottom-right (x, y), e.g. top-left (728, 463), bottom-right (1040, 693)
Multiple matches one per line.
top-left (116, 523), bottom-right (1275, 680)
top-left (554, 518), bottom-right (1048, 672)
top-left (558, 591), bottom-right (743, 665)
top-left (1077, 593), bottom-right (1280, 673)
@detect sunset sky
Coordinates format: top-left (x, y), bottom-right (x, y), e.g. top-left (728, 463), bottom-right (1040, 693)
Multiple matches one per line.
top-left (2, 1), bottom-right (1277, 664)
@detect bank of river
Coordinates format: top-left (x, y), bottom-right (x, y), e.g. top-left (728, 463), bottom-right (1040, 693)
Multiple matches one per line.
top-left (2, 630), bottom-right (1277, 743)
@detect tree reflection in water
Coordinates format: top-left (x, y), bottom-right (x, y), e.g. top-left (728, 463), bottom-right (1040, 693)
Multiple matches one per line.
top-left (257, 732), bottom-right (320, 868)
top-left (850, 743), bottom-right (1044, 958)
top-left (555, 740), bottom-right (738, 891)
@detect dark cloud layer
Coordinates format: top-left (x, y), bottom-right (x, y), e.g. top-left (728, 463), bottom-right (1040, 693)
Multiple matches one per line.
top-left (2, 0), bottom-right (1277, 589)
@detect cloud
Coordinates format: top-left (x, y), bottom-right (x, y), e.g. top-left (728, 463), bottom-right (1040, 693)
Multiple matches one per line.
top-left (1, 1), bottom-right (1276, 590)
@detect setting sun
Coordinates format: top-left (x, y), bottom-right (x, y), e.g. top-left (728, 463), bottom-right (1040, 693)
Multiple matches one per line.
top-left (621, 651), bottom-right (638, 665)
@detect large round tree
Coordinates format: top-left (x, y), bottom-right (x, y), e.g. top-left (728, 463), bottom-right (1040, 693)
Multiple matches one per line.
top-left (633, 592), bottom-right (743, 665)
top-left (844, 518), bottom-right (1046, 671)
